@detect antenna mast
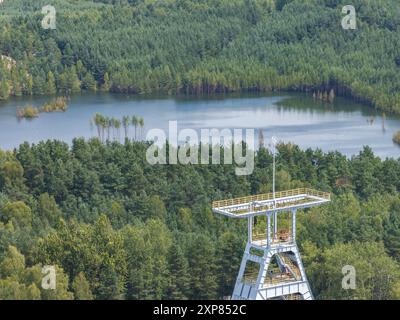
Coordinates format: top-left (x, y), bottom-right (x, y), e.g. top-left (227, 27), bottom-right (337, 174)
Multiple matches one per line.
top-left (272, 137), bottom-right (277, 200)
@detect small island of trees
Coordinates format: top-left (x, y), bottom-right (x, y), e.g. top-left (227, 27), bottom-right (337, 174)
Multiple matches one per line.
top-left (16, 105), bottom-right (39, 119)
top-left (40, 97), bottom-right (68, 113)
top-left (16, 97), bottom-right (69, 119)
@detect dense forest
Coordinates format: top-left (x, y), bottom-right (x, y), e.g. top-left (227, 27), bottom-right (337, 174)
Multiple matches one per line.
top-left (1, 0), bottom-right (400, 113)
top-left (1, 0), bottom-right (400, 301)
top-left (0, 139), bottom-right (400, 299)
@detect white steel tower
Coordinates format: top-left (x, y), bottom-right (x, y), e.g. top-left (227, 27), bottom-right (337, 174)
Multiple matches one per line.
top-left (212, 188), bottom-right (330, 300)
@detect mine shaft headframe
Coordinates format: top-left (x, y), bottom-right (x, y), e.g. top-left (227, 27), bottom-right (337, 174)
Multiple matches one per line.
top-left (212, 188), bottom-right (331, 219)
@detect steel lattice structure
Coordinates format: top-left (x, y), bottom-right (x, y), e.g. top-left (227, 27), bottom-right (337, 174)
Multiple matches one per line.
top-left (212, 188), bottom-right (331, 300)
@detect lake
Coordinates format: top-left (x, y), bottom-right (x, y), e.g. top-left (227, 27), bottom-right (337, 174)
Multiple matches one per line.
top-left (0, 92), bottom-right (399, 158)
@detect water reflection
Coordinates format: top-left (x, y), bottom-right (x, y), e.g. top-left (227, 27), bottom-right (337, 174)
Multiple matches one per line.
top-left (0, 92), bottom-right (398, 158)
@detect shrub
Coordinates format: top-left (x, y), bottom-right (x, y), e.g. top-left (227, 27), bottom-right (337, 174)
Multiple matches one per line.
top-left (393, 131), bottom-right (400, 145)
top-left (16, 105), bottom-right (39, 119)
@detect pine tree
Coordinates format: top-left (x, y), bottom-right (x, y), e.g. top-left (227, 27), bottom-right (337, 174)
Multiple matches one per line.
top-left (33, 76), bottom-right (47, 95)
top-left (66, 67), bottom-right (81, 93)
top-left (328, 89), bottom-right (335, 103)
top-left (0, 246), bottom-right (25, 278)
top-left (24, 74), bottom-right (33, 95)
top-left (216, 232), bottom-right (243, 298)
top-left (166, 242), bottom-right (190, 299)
top-left (259, 130), bottom-right (265, 149)
top-left (384, 202), bottom-right (400, 261)
top-left (82, 73), bottom-right (97, 92)
top-left (101, 72), bottom-right (111, 91)
top-left (12, 79), bottom-right (22, 97)
top-left (47, 71), bottom-right (56, 95)
top-left (0, 80), bottom-right (9, 100)
top-left (187, 235), bottom-right (218, 299)
top-left (122, 115), bottom-right (130, 140)
top-left (72, 272), bottom-right (94, 300)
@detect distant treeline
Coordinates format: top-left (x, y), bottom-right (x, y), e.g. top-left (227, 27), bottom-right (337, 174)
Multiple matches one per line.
top-left (1, 0), bottom-right (400, 113)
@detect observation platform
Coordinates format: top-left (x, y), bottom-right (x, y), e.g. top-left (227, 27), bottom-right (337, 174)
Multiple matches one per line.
top-left (212, 188), bottom-right (331, 219)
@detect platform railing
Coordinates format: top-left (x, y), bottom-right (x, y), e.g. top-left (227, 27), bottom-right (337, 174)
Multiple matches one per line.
top-left (212, 188), bottom-right (331, 209)
top-left (252, 233), bottom-right (293, 246)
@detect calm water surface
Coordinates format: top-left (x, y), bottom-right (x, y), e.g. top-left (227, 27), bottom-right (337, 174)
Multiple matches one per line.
top-left (0, 93), bottom-right (399, 158)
